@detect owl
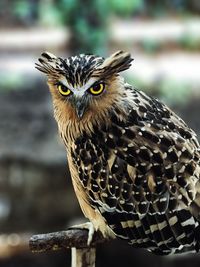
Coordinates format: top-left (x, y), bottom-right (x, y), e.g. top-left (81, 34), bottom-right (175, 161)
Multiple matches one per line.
top-left (36, 51), bottom-right (200, 255)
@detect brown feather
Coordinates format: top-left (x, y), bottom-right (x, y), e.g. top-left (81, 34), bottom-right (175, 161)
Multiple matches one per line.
top-left (36, 50), bottom-right (200, 255)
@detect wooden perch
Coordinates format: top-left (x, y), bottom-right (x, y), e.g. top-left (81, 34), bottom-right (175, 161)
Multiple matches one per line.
top-left (29, 228), bottom-right (109, 267)
top-left (29, 228), bottom-right (106, 253)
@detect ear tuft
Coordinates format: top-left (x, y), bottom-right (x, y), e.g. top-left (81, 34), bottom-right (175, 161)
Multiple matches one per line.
top-left (41, 51), bottom-right (57, 61)
top-left (35, 51), bottom-right (63, 77)
top-left (93, 50), bottom-right (133, 77)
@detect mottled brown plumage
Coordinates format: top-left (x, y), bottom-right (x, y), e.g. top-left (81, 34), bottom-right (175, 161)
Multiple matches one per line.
top-left (36, 51), bottom-right (200, 255)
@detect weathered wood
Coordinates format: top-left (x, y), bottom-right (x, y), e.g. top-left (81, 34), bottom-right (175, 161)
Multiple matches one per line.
top-left (71, 247), bottom-right (96, 267)
top-left (29, 229), bottom-right (106, 253)
top-left (29, 229), bottom-right (108, 267)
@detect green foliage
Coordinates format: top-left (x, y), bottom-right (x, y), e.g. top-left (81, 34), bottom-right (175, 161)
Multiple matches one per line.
top-left (108, 0), bottom-right (145, 16)
top-left (124, 74), bottom-right (148, 91)
top-left (159, 79), bottom-right (191, 105)
top-left (0, 73), bottom-right (24, 90)
top-left (58, 0), bottom-right (145, 19)
top-left (1, 0), bottom-right (200, 28)
top-left (13, 0), bottom-right (31, 19)
top-left (56, 0), bottom-right (109, 54)
top-left (141, 39), bottom-right (161, 54)
top-left (38, 1), bottom-right (63, 26)
top-left (57, 0), bottom-right (108, 23)
top-left (0, 73), bottom-right (42, 91)
top-left (179, 34), bottom-right (200, 51)
top-left (125, 74), bottom-right (192, 106)
top-left (12, 0), bottom-right (38, 26)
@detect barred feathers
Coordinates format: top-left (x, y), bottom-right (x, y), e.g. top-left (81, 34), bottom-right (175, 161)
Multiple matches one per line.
top-left (36, 51), bottom-right (200, 255)
top-left (71, 87), bottom-right (200, 255)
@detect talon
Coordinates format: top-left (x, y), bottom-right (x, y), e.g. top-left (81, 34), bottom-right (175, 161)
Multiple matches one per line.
top-left (87, 222), bottom-right (95, 246)
top-left (68, 222), bottom-right (95, 246)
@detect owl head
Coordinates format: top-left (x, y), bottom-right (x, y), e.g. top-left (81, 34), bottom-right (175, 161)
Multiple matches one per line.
top-left (36, 51), bottom-right (133, 122)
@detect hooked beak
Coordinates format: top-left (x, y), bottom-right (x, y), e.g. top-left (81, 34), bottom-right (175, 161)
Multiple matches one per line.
top-left (73, 97), bottom-right (87, 119)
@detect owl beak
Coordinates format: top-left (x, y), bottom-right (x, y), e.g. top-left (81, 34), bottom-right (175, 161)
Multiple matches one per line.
top-left (74, 98), bottom-right (87, 119)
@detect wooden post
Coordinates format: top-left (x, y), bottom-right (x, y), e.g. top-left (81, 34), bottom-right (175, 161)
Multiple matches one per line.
top-left (29, 229), bottom-right (108, 267)
top-left (71, 247), bottom-right (96, 267)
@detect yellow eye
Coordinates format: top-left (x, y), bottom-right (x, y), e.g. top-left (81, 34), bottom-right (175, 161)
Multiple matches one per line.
top-left (89, 82), bottom-right (105, 95)
top-left (57, 84), bottom-right (71, 96)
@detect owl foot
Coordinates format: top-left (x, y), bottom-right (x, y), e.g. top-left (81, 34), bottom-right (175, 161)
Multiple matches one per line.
top-left (68, 222), bottom-right (95, 246)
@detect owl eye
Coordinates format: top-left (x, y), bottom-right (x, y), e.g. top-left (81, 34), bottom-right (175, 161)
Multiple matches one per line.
top-left (89, 82), bottom-right (105, 95)
top-left (57, 84), bottom-right (71, 96)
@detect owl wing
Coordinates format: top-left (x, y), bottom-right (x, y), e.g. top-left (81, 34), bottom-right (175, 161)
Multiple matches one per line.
top-left (105, 88), bottom-right (200, 254)
top-left (72, 87), bottom-right (200, 254)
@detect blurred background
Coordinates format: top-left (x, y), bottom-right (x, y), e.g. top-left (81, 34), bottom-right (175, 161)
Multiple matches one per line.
top-left (0, 0), bottom-right (200, 266)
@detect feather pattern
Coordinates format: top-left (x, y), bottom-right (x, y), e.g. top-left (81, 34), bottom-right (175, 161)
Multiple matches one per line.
top-left (36, 50), bottom-right (200, 255)
top-left (69, 87), bottom-right (200, 255)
